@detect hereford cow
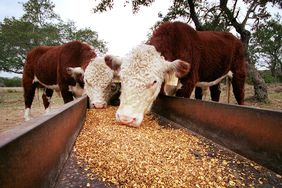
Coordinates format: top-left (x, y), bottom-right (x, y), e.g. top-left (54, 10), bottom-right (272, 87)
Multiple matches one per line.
top-left (23, 41), bottom-right (96, 121)
top-left (105, 21), bottom-right (246, 127)
top-left (165, 71), bottom-right (233, 101)
top-left (84, 56), bottom-right (121, 109)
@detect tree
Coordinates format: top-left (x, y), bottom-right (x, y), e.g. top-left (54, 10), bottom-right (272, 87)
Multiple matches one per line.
top-left (0, 17), bottom-right (37, 74)
top-left (0, 0), bottom-right (107, 74)
top-left (158, 0), bottom-right (230, 31)
top-left (21, 0), bottom-right (60, 26)
top-left (93, 0), bottom-right (282, 102)
top-left (249, 15), bottom-right (282, 81)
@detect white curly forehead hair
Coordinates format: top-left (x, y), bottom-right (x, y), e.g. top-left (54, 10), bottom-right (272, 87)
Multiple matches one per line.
top-left (84, 56), bottom-right (116, 109)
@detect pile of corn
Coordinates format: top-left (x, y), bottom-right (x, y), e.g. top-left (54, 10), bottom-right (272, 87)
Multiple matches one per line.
top-left (74, 107), bottom-right (281, 187)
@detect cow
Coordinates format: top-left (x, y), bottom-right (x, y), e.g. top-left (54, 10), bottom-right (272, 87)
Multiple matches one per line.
top-left (84, 56), bottom-right (121, 109)
top-left (22, 41), bottom-right (96, 121)
top-left (105, 21), bottom-right (246, 127)
top-left (194, 71), bottom-right (233, 101)
top-left (165, 71), bottom-right (233, 101)
top-left (105, 44), bottom-right (190, 127)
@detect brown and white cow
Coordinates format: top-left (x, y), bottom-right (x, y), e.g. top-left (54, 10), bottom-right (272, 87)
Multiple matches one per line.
top-left (22, 41), bottom-right (119, 120)
top-left (165, 71), bottom-right (233, 101)
top-left (23, 41), bottom-right (97, 121)
top-left (148, 22), bottom-right (246, 104)
top-left (106, 21), bottom-right (246, 127)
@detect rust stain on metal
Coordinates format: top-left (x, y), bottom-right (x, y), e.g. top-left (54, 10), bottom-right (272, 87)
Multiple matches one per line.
top-left (0, 96), bottom-right (87, 188)
top-left (152, 95), bottom-right (282, 175)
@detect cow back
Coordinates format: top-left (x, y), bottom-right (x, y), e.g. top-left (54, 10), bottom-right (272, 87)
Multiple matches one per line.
top-left (35, 46), bottom-right (62, 85)
top-left (197, 31), bottom-right (245, 81)
top-left (24, 46), bottom-right (54, 78)
top-left (148, 22), bottom-right (201, 68)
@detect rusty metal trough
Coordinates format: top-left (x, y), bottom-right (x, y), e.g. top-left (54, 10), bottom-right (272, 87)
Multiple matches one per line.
top-left (0, 95), bottom-right (281, 187)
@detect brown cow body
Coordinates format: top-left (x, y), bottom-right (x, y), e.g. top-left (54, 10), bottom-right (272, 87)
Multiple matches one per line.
top-left (23, 41), bottom-right (96, 120)
top-left (148, 21), bottom-right (246, 104)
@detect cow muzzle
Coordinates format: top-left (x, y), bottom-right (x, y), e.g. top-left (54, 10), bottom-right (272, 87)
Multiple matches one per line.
top-left (89, 102), bottom-right (107, 109)
top-left (116, 112), bottom-right (143, 127)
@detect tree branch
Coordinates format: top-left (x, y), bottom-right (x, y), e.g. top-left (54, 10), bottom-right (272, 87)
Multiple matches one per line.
top-left (1, 67), bottom-right (23, 74)
top-left (187, 0), bottom-right (204, 30)
top-left (220, 0), bottom-right (242, 33)
top-left (242, 2), bottom-right (258, 28)
top-left (232, 0), bottom-right (238, 16)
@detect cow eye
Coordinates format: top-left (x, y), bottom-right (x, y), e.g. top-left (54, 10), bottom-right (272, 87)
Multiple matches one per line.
top-left (111, 83), bottom-right (117, 91)
top-left (145, 80), bottom-right (157, 89)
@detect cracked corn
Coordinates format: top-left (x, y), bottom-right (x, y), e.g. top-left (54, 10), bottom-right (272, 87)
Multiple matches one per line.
top-left (74, 106), bottom-right (282, 187)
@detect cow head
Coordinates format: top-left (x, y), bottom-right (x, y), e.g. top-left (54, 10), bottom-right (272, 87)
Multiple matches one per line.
top-left (106, 44), bottom-right (191, 127)
top-left (84, 56), bottom-right (121, 109)
top-left (66, 67), bottom-right (85, 97)
top-left (66, 67), bottom-right (85, 84)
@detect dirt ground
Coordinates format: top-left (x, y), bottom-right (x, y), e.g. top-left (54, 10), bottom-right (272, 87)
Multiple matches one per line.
top-left (0, 83), bottom-right (281, 133)
top-left (0, 87), bottom-right (63, 133)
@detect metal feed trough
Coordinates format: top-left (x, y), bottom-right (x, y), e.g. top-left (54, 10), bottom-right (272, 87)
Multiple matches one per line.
top-left (0, 95), bottom-right (281, 187)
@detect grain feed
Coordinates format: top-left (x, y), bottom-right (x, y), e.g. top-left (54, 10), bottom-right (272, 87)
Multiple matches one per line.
top-left (74, 106), bottom-right (282, 187)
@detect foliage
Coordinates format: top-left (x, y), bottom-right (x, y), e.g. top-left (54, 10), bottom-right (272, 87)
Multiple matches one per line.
top-left (262, 72), bottom-right (277, 83)
top-left (21, 0), bottom-right (60, 26)
top-left (157, 1), bottom-right (230, 31)
top-left (0, 77), bottom-right (22, 87)
top-left (260, 70), bottom-right (282, 83)
top-left (249, 15), bottom-right (282, 80)
top-left (0, 0), bottom-right (107, 74)
top-left (0, 18), bottom-right (35, 74)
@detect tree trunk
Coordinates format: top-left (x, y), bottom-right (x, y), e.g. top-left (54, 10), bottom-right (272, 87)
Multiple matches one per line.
top-left (270, 66), bottom-right (276, 78)
top-left (219, 0), bottom-right (268, 102)
top-left (242, 32), bottom-right (268, 102)
top-left (247, 62), bottom-right (268, 101)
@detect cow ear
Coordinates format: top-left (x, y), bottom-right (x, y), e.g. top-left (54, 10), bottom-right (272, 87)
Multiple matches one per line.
top-left (66, 67), bottom-right (74, 75)
top-left (104, 55), bottom-right (122, 71)
top-left (166, 60), bottom-right (191, 78)
top-left (66, 67), bottom-right (84, 78)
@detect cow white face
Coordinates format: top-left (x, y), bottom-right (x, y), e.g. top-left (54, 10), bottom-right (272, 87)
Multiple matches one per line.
top-left (106, 44), bottom-right (191, 127)
top-left (84, 57), bottom-right (120, 109)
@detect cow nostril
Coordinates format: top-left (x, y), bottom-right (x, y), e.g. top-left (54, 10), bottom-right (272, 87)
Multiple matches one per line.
top-left (89, 103), bottom-right (95, 108)
top-left (117, 114), bottom-right (137, 125)
top-left (94, 103), bottom-right (105, 109)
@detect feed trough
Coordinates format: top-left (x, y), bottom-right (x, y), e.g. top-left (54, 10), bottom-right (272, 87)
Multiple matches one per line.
top-left (0, 95), bottom-right (281, 187)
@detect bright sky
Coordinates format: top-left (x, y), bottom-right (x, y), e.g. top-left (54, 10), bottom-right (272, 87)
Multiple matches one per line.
top-left (0, 0), bottom-right (281, 77)
top-left (55, 0), bottom-right (171, 56)
top-left (0, 0), bottom-right (171, 77)
top-left (0, 0), bottom-right (171, 56)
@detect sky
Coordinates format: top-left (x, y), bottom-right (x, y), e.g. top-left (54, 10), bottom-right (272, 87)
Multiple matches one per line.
top-left (0, 0), bottom-right (281, 77)
top-left (0, 0), bottom-right (171, 78)
top-left (52, 0), bottom-right (172, 55)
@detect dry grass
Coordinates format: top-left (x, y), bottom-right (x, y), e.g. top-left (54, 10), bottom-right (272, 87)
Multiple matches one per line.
top-left (191, 83), bottom-right (282, 111)
top-left (0, 87), bottom-right (63, 132)
top-left (0, 83), bottom-right (281, 133)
